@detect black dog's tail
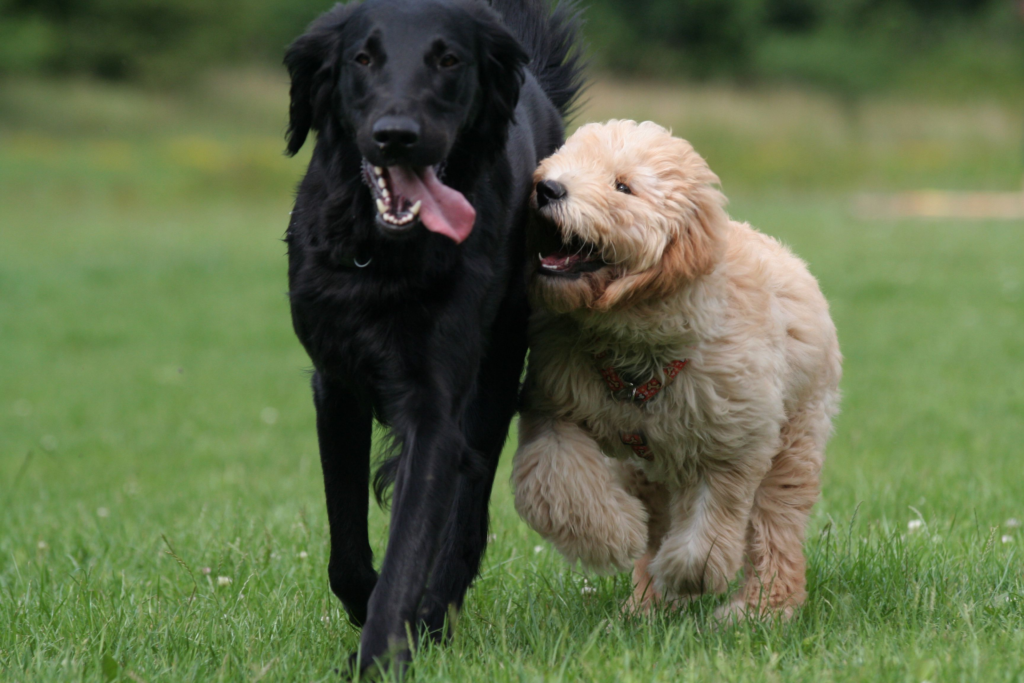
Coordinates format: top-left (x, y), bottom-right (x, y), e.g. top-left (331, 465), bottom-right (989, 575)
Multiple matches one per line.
top-left (489, 0), bottom-right (587, 119)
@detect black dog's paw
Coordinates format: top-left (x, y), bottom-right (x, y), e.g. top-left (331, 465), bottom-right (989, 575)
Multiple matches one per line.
top-left (417, 602), bottom-right (459, 645)
top-left (342, 602), bottom-right (369, 629)
top-left (341, 651), bottom-right (361, 680)
top-left (343, 631), bottom-right (413, 681)
top-left (339, 651), bottom-right (370, 681)
top-left (342, 649), bottom-right (406, 681)
top-left (331, 571), bottom-right (377, 628)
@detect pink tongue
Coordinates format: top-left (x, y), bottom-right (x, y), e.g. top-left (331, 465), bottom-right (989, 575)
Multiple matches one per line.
top-left (387, 166), bottom-right (476, 244)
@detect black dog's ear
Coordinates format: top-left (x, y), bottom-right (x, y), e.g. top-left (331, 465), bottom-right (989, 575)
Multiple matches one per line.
top-left (284, 4), bottom-right (354, 156)
top-left (469, 8), bottom-right (529, 153)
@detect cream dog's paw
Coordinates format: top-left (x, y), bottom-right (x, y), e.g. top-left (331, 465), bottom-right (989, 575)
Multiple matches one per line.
top-left (513, 416), bottom-right (647, 573)
top-left (649, 530), bottom-right (741, 599)
top-left (713, 598), bottom-right (795, 625)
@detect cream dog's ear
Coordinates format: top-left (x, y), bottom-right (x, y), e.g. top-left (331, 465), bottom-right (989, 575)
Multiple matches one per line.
top-left (670, 178), bottom-right (729, 280)
top-left (593, 178), bottom-right (728, 311)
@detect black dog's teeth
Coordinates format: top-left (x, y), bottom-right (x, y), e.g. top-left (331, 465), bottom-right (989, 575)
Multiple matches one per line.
top-left (364, 161), bottom-right (421, 226)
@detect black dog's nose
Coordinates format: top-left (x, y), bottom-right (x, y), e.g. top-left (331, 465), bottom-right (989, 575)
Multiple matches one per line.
top-left (372, 116), bottom-right (421, 150)
top-left (535, 179), bottom-right (567, 208)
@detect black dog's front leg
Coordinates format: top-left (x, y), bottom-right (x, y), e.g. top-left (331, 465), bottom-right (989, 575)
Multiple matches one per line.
top-left (418, 298), bottom-right (529, 639)
top-left (355, 395), bottom-right (466, 673)
top-left (312, 372), bottom-right (377, 627)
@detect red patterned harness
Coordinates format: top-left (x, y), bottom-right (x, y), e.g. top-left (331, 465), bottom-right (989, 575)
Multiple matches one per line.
top-left (594, 352), bottom-right (688, 461)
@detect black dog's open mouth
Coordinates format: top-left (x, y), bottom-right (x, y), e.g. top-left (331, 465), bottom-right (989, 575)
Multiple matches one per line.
top-left (362, 162), bottom-right (420, 228)
top-left (361, 161), bottom-right (476, 243)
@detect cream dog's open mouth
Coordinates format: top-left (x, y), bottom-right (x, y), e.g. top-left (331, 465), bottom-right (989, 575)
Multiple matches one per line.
top-left (538, 238), bottom-right (607, 276)
top-left (534, 215), bottom-right (608, 278)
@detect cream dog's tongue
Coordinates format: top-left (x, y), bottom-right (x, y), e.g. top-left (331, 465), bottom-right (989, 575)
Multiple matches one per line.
top-left (387, 166), bottom-right (476, 243)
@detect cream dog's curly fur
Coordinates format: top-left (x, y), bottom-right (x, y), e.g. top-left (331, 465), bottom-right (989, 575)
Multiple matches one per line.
top-left (512, 120), bottom-right (842, 618)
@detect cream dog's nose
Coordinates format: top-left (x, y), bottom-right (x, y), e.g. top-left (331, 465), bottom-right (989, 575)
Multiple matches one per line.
top-left (536, 179), bottom-right (567, 208)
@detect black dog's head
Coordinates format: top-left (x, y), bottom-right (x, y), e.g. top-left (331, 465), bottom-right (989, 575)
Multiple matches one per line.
top-left (285, 0), bottom-right (529, 243)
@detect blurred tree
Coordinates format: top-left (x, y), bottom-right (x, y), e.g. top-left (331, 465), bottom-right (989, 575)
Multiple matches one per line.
top-left (764, 0), bottom-right (823, 32)
top-left (0, 0), bottom-right (323, 80)
top-left (588, 0), bottom-right (764, 76)
top-left (0, 0), bottom-right (1020, 97)
top-left (0, 0), bottom-right (237, 80)
top-left (0, 7), bottom-right (59, 73)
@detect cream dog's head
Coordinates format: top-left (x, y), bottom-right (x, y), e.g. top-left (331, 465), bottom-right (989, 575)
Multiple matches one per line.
top-left (529, 120), bottom-right (728, 313)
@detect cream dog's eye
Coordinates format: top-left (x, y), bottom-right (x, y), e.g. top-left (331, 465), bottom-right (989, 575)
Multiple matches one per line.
top-left (615, 181), bottom-right (632, 194)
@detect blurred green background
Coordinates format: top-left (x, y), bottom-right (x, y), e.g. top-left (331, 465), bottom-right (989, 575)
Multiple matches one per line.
top-left (1, 1), bottom-right (1023, 681)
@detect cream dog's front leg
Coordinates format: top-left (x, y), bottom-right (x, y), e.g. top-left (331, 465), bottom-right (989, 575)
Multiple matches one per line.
top-left (512, 412), bottom-right (648, 573)
top-left (650, 461), bottom-right (768, 599)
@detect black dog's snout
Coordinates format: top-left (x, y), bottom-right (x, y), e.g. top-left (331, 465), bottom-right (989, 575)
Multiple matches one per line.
top-left (535, 179), bottom-right (567, 208)
top-left (372, 116), bottom-right (422, 151)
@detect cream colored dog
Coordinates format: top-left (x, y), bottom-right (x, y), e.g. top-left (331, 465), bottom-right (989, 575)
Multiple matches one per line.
top-left (512, 120), bottom-right (842, 618)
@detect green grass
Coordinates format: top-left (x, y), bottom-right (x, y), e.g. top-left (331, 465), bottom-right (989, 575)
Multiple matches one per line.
top-left (1, 74), bottom-right (1022, 682)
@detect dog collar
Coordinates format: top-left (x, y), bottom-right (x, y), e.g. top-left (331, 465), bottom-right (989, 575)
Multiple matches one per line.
top-left (595, 354), bottom-right (688, 406)
top-left (594, 353), bottom-right (688, 462)
top-left (336, 253), bottom-right (373, 269)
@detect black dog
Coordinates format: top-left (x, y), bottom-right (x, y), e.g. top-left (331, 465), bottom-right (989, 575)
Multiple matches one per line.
top-left (283, 0), bottom-right (584, 672)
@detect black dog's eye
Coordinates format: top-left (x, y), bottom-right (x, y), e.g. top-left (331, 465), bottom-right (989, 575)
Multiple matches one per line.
top-left (354, 52), bottom-right (372, 66)
top-left (439, 54), bottom-right (460, 68)
top-left (616, 181), bottom-right (632, 194)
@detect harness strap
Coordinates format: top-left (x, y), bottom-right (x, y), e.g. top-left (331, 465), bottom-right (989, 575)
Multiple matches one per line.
top-left (594, 352), bottom-right (689, 461)
top-left (619, 430), bottom-right (654, 461)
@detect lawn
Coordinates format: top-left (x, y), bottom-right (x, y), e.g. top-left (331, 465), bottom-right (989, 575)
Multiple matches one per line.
top-left (1, 74), bottom-right (1022, 682)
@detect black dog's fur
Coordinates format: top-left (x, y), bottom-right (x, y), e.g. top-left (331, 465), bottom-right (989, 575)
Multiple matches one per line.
top-left (283, 0), bottom-right (584, 672)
